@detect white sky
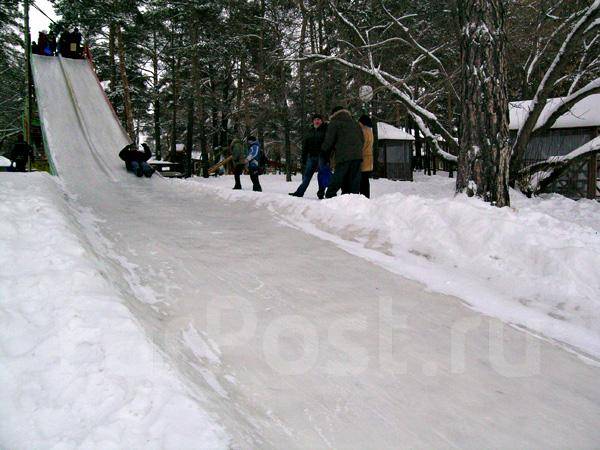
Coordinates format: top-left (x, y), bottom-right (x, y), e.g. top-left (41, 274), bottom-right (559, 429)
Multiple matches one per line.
top-left (26, 0), bottom-right (59, 41)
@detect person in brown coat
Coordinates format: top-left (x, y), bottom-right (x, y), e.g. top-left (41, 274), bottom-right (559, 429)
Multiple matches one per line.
top-left (358, 115), bottom-right (374, 198)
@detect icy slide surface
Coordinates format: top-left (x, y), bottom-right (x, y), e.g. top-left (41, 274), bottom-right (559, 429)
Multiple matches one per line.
top-left (30, 55), bottom-right (600, 448)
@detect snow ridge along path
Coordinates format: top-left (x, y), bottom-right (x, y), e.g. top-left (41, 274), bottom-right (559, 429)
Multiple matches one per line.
top-left (15, 54), bottom-right (600, 448)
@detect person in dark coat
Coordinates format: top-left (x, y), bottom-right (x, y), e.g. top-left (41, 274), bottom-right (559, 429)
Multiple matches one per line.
top-left (118, 143), bottom-right (155, 177)
top-left (322, 106), bottom-right (364, 198)
top-left (10, 133), bottom-right (33, 172)
top-left (58, 30), bottom-right (70, 57)
top-left (230, 136), bottom-right (246, 190)
top-left (48, 32), bottom-right (57, 56)
top-left (289, 114), bottom-right (330, 199)
top-left (37, 31), bottom-right (50, 56)
top-left (71, 28), bottom-right (83, 58)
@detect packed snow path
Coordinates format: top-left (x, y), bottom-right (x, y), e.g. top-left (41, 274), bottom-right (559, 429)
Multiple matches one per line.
top-left (30, 55), bottom-right (600, 448)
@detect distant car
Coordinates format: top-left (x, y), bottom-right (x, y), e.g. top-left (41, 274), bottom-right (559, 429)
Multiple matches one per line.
top-left (0, 155), bottom-right (12, 172)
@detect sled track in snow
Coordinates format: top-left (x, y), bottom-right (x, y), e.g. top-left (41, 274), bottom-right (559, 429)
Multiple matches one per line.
top-left (29, 55), bottom-right (600, 448)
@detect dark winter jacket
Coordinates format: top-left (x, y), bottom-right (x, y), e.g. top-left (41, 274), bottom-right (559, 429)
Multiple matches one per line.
top-left (230, 139), bottom-right (245, 165)
top-left (48, 33), bottom-right (57, 55)
top-left (321, 109), bottom-right (364, 164)
top-left (58, 32), bottom-right (69, 57)
top-left (119, 144), bottom-right (151, 170)
top-left (71, 30), bottom-right (83, 57)
top-left (302, 123), bottom-right (328, 164)
top-left (11, 140), bottom-right (32, 163)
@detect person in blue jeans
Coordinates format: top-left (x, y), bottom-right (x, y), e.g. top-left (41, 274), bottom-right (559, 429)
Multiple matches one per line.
top-left (119, 143), bottom-right (155, 178)
top-left (289, 114), bottom-right (329, 199)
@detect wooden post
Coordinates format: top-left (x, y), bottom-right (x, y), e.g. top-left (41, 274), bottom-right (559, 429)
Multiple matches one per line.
top-left (24, 0), bottom-right (32, 146)
top-left (587, 154), bottom-right (597, 199)
top-left (588, 128), bottom-right (599, 199)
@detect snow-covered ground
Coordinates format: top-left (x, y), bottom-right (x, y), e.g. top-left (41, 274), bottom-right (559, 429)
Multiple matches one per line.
top-left (0, 173), bottom-right (228, 449)
top-left (192, 172), bottom-right (600, 359)
top-left (8, 54), bottom-right (597, 447)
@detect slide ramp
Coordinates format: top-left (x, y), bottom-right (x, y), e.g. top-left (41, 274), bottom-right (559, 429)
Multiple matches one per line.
top-left (31, 55), bottom-right (131, 184)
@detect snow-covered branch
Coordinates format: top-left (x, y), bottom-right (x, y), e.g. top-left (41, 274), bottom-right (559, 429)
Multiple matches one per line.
top-left (534, 78), bottom-right (600, 134)
top-left (521, 136), bottom-right (600, 193)
top-left (511, 0), bottom-right (600, 179)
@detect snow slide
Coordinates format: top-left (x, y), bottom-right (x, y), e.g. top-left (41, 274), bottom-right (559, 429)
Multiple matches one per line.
top-left (17, 55), bottom-right (600, 448)
top-left (31, 55), bottom-right (131, 181)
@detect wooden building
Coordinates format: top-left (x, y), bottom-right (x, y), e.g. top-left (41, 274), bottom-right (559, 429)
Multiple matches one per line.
top-left (374, 121), bottom-right (415, 181)
top-left (510, 94), bottom-right (600, 199)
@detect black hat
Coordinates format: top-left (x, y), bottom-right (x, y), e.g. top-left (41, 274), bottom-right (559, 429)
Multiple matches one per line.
top-left (247, 135), bottom-right (256, 142)
top-left (312, 113), bottom-right (323, 120)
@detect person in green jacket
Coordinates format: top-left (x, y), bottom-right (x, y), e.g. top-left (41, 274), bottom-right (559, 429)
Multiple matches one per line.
top-left (322, 106), bottom-right (364, 198)
top-left (230, 136), bottom-right (246, 190)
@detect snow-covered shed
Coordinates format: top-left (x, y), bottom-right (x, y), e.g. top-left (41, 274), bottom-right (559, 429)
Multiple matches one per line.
top-left (375, 121), bottom-right (415, 181)
top-left (509, 94), bottom-right (600, 199)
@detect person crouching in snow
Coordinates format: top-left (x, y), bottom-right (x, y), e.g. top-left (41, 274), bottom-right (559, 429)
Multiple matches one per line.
top-left (246, 136), bottom-right (262, 192)
top-left (119, 143), bottom-right (155, 178)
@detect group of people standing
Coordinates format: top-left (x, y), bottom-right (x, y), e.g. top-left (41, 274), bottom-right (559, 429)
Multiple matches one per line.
top-left (290, 106), bottom-right (373, 199)
top-left (32, 28), bottom-right (83, 59)
top-left (115, 107), bottom-right (373, 196)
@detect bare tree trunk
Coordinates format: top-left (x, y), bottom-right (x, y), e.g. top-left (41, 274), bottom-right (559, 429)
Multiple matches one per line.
top-left (190, 12), bottom-right (208, 178)
top-left (169, 24), bottom-right (180, 162)
top-left (414, 125), bottom-right (422, 171)
top-left (257, 0), bottom-right (267, 150)
top-left (185, 93), bottom-right (194, 178)
top-left (116, 25), bottom-right (135, 140)
top-left (297, 1), bottom-right (308, 148)
top-left (185, 14), bottom-right (198, 178)
top-left (220, 70), bottom-right (232, 150)
top-left (152, 28), bottom-right (161, 160)
top-left (235, 54), bottom-right (246, 130)
top-left (456, 0), bottom-right (511, 207)
top-left (198, 92), bottom-right (209, 177)
top-left (108, 23), bottom-right (117, 96)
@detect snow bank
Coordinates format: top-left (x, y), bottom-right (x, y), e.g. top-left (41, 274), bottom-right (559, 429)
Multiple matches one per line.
top-left (189, 173), bottom-right (600, 359)
top-left (0, 173), bottom-right (228, 449)
top-left (0, 155), bottom-right (11, 167)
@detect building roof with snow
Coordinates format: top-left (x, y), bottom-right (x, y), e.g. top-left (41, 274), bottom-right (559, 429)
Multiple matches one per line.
top-left (509, 93), bottom-right (600, 131)
top-left (377, 122), bottom-right (415, 141)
